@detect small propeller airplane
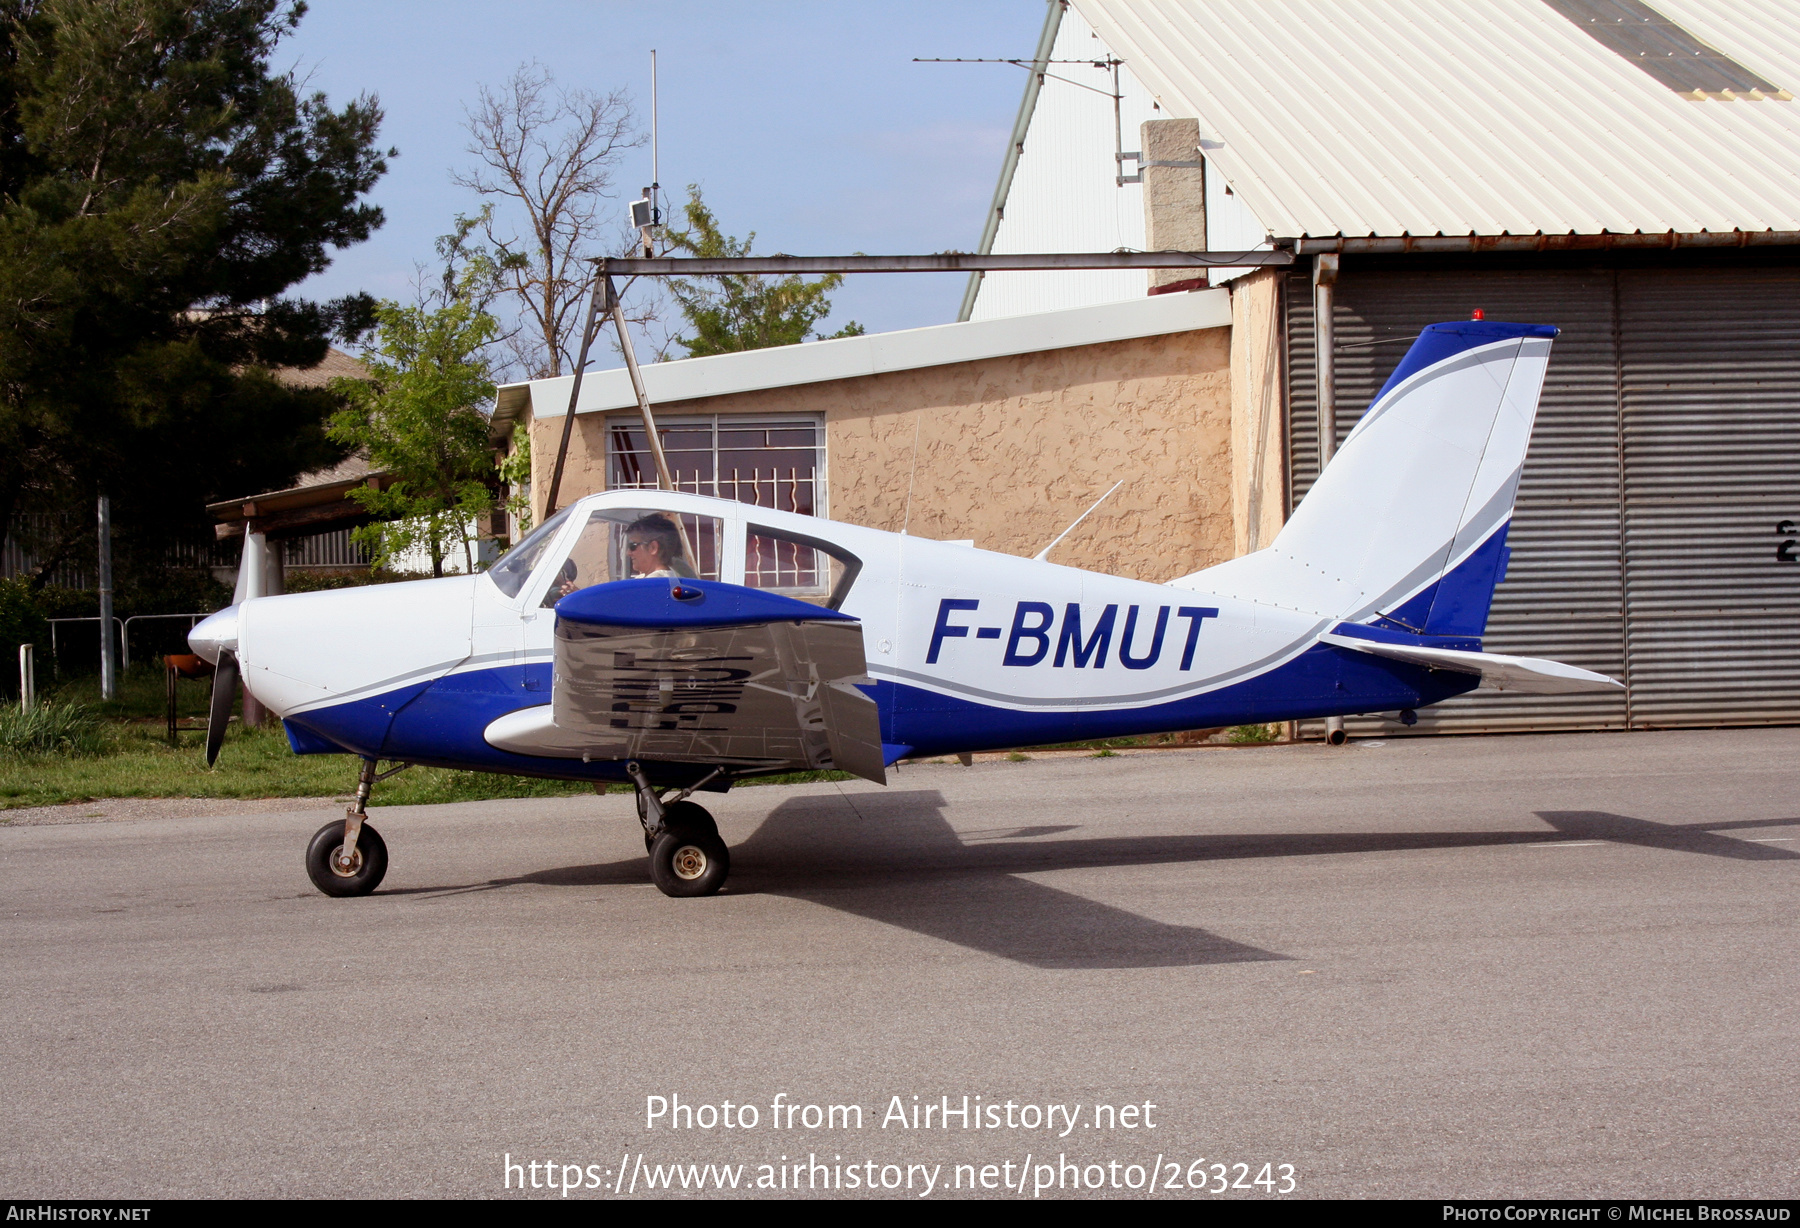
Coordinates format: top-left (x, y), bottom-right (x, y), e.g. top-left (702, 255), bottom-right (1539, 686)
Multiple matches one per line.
top-left (189, 299), bottom-right (1621, 900)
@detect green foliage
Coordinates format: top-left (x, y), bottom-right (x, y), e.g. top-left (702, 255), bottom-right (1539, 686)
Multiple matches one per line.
top-left (328, 249), bottom-right (501, 577)
top-left (496, 433), bottom-right (533, 534)
top-left (0, 578), bottom-right (48, 665)
top-left (1228, 723), bottom-right (1279, 744)
top-left (0, 0), bottom-right (388, 566)
top-left (665, 187), bottom-right (863, 357)
top-left (0, 576), bottom-right (230, 687)
top-left (283, 570), bottom-right (376, 593)
top-left (0, 701), bottom-right (105, 757)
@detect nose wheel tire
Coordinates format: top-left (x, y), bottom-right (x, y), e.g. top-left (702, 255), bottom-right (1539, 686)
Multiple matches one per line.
top-left (649, 824), bottom-right (729, 897)
top-left (305, 819), bottom-right (388, 897)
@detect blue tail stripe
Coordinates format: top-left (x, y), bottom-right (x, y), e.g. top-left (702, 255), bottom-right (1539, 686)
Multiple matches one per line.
top-left (1372, 521), bottom-right (1512, 639)
top-left (1369, 321), bottom-right (1559, 409)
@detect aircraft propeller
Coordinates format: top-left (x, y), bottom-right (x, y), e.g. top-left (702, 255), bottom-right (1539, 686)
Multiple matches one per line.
top-left (205, 649), bottom-right (239, 767)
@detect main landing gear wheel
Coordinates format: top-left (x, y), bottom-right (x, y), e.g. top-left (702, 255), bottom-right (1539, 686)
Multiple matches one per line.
top-left (648, 811), bottom-right (729, 898)
top-left (642, 799), bottom-right (719, 851)
top-left (305, 819), bottom-right (388, 897)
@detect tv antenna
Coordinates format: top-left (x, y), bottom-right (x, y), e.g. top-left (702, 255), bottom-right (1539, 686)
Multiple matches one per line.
top-left (914, 55), bottom-right (1147, 186)
top-left (630, 50), bottom-right (664, 257)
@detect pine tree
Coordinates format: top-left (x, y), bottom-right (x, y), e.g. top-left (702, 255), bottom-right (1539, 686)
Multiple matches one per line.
top-left (0, 0), bottom-right (389, 583)
top-left (665, 187), bottom-right (863, 357)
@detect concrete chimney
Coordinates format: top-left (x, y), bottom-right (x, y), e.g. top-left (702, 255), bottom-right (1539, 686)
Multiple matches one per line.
top-left (1139, 117), bottom-right (1207, 294)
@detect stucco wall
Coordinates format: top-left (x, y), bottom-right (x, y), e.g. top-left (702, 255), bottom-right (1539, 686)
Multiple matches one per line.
top-left (526, 323), bottom-right (1233, 585)
top-left (1228, 267), bottom-right (1288, 557)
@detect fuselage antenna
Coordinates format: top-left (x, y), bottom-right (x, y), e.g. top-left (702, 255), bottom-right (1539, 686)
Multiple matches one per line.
top-left (1033, 479), bottom-right (1125, 561)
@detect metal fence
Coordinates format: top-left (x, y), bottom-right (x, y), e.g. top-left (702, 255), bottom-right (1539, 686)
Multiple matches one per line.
top-left (283, 528), bottom-right (370, 568)
top-left (1, 514), bottom-right (96, 588)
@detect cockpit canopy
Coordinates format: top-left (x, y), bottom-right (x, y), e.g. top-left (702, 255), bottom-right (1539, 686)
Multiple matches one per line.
top-left (486, 494), bottom-right (862, 610)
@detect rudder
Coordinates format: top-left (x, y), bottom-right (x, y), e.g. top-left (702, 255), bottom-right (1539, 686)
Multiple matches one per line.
top-left (1173, 320), bottom-right (1556, 634)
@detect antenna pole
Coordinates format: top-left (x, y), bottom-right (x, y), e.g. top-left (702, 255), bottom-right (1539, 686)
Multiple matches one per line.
top-left (650, 50), bottom-right (660, 229)
top-left (544, 270), bottom-right (608, 516)
top-left (606, 275), bottom-right (676, 492)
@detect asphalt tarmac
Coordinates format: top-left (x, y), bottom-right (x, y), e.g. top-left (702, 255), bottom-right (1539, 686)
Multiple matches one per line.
top-left (2, 728), bottom-right (1796, 1200)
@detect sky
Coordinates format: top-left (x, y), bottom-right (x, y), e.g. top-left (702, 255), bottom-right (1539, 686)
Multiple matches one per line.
top-left (279, 0), bottom-right (1050, 354)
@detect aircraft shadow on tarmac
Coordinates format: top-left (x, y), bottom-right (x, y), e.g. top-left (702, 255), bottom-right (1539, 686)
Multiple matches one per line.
top-left (725, 791), bottom-right (1288, 970)
top-left (1534, 811), bottom-right (1800, 860)
top-left (392, 794), bottom-right (1798, 970)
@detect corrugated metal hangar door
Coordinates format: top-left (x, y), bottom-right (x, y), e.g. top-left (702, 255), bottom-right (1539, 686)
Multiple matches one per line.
top-left (1285, 263), bottom-right (1800, 734)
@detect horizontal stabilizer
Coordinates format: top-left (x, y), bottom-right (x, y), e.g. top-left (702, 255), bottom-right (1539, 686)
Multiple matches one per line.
top-left (1319, 632), bottom-right (1623, 695)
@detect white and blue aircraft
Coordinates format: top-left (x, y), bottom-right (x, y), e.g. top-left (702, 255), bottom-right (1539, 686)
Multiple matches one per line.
top-left (188, 319), bottom-right (1620, 899)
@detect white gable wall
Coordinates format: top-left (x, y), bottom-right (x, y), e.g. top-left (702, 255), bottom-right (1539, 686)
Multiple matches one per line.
top-left (969, 4), bottom-right (1273, 320)
top-left (968, 6), bottom-right (1158, 320)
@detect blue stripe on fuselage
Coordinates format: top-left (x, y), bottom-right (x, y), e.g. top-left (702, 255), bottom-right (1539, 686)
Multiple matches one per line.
top-left (281, 660), bottom-right (646, 782)
top-left (284, 637), bottom-right (1476, 777)
top-left (882, 639), bottom-right (1474, 758)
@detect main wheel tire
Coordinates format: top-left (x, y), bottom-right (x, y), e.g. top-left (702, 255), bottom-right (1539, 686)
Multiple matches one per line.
top-left (662, 800), bottom-right (717, 838)
top-left (648, 826), bottom-right (730, 898)
top-left (642, 799), bottom-right (717, 851)
top-left (305, 819), bottom-right (389, 897)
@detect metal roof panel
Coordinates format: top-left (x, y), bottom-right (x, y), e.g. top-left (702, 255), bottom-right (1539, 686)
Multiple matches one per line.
top-left (1074, 0), bottom-right (1800, 239)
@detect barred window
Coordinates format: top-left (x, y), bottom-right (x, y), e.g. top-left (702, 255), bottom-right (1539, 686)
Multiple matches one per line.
top-left (607, 415), bottom-right (840, 599)
top-left (606, 417), bottom-right (823, 518)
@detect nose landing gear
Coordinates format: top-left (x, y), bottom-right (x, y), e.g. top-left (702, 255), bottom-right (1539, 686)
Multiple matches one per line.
top-left (304, 757), bottom-right (410, 897)
top-left (628, 761), bottom-right (730, 898)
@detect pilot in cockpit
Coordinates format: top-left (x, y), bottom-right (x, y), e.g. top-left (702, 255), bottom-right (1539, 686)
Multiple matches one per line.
top-left (621, 513), bottom-right (697, 580)
top-left (551, 511), bottom-right (696, 602)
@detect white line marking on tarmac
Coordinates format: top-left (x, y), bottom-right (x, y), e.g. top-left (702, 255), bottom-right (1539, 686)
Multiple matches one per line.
top-left (1530, 841), bottom-right (1607, 847)
top-left (1747, 837), bottom-right (1794, 843)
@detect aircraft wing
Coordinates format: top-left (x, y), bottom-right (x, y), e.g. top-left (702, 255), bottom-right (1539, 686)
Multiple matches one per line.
top-left (547, 578), bottom-right (886, 784)
top-left (1319, 631), bottom-right (1623, 694)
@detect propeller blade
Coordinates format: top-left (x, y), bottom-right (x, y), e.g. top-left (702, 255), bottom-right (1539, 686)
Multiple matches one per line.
top-left (206, 649), bottom-right (238, 766)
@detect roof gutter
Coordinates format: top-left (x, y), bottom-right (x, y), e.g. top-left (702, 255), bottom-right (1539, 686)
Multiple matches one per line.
top-left (599, 251), bottom-right (1291, 275)
top-left (1290, 231), bottom-right (1800, 255)
top-left (958, 0), bottom-right (1065, 322)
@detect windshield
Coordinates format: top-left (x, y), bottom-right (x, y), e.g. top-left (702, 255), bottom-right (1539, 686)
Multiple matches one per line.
top-left (486, 506), bottom-right (575, 598)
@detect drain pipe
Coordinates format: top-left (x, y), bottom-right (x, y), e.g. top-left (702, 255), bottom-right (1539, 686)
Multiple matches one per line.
top-left (1313, 254), bottom-right (1347, 747)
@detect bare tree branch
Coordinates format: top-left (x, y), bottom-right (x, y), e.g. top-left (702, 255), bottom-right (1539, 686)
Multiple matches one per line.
top-left (453, 62), bottom-right (644, 381)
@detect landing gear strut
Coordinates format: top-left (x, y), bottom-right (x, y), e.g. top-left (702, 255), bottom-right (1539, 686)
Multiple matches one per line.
top-left (304, 757), bottom-right (408, 897)
top-left (627, 761), bottom-right (730, 898)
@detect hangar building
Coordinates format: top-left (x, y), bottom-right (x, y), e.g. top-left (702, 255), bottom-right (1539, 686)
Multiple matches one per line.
top-left (498, 0), bottom-right (1800, 737)
top-left (962, 0), bottom-right (1800, 735)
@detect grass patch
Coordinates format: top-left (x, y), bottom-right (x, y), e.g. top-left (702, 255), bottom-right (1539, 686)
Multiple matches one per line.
top-left (1228, 723), bottom-right (1279, 744)
top-left (737, 769), bottom-right (856, 788)
top-left (0, 702), bottom-right (107, 757)
top-left (0, 710), bottom-right (867, 812)
top-left (1006, 751), bottom-right (1031, 762)
top-left (1090, 748), bottom-right (1119, 758)
top-left (37, 663), bottom-right (216, 723)
top-left (0, 720), bottom-right (596, 811)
